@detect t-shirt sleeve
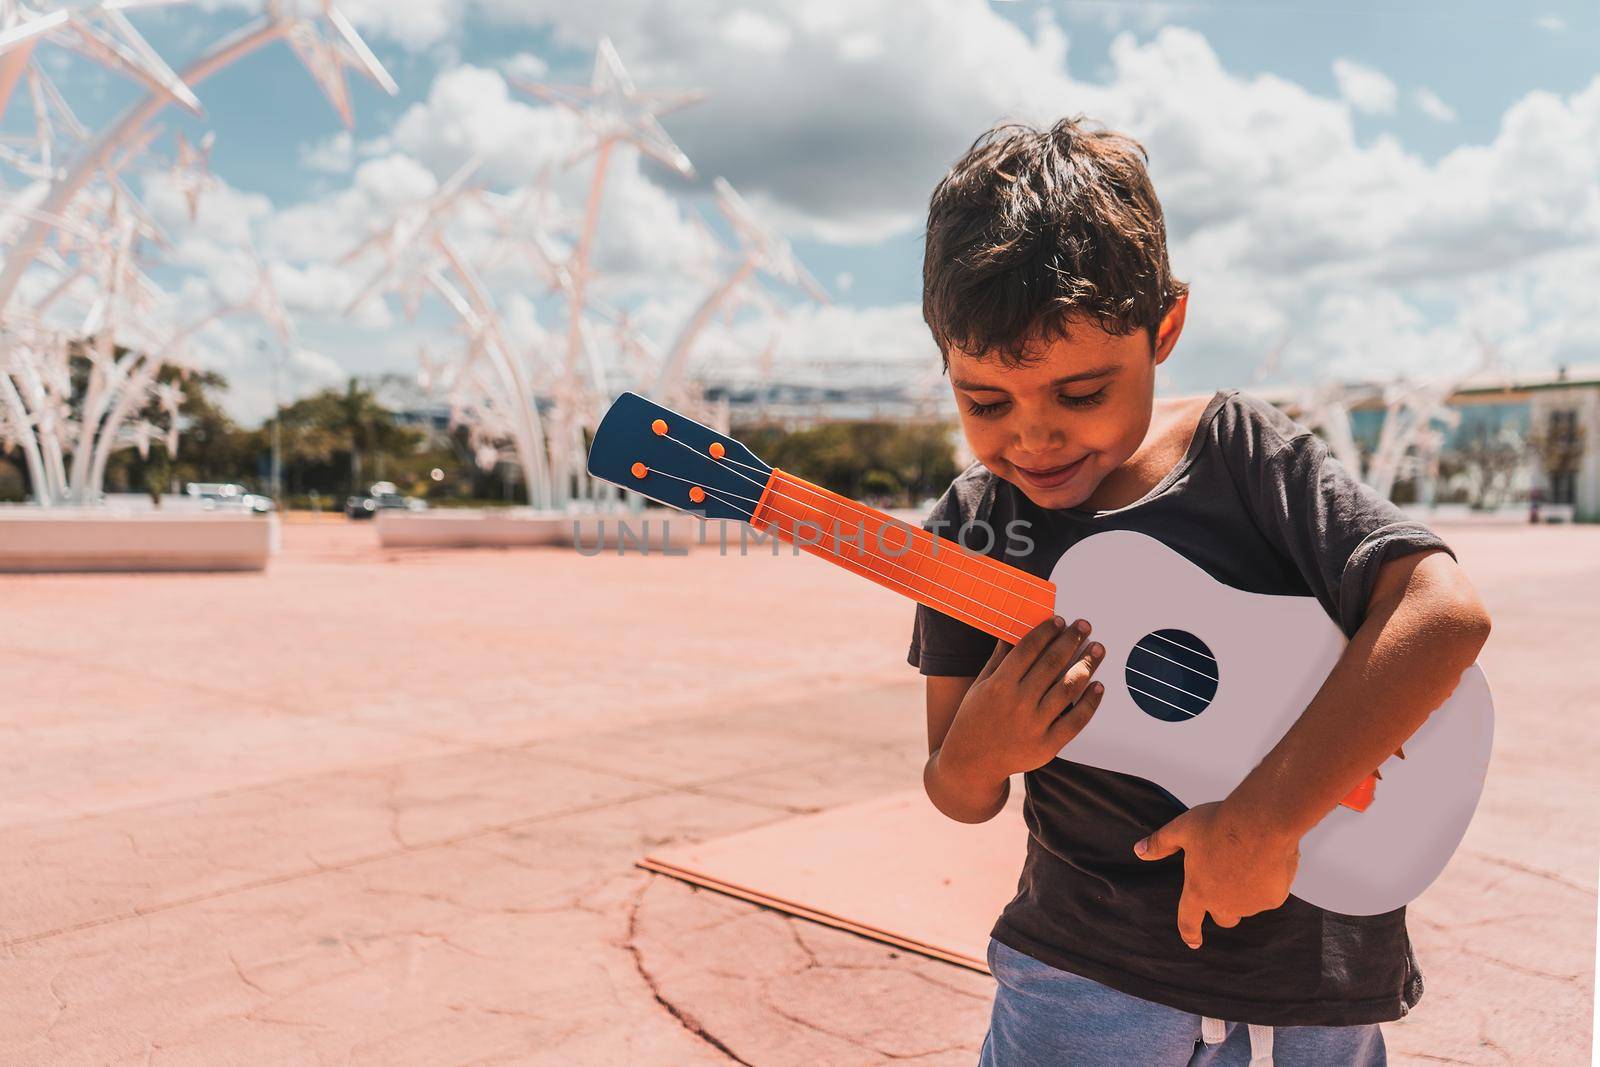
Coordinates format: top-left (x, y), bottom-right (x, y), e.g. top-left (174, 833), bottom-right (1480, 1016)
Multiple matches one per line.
top-left (1225, 395), bottom-right (1456, 637)
top-left (906, 475), bottom-right (1003, 676)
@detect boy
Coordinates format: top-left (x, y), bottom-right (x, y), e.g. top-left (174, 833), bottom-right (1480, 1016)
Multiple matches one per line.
top-left (909, 118), bottom-right (1492, 1066)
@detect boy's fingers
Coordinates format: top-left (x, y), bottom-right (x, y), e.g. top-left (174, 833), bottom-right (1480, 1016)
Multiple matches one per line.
top-left (1018, 622), bottom-right (1088, 696)
top-left (999, 616), bottom-right (1067, 680)
top-left (1044, 679), bottom-right (1102, 750)
top-left (1211, 912), bottom-right (1242, 929)
top-left (1134, 812), bottom-right (1190, 862)
top-left (1176, 888), bottom-right (1205, 949)
top-left (1039, 642), bottom-right (1101, 714)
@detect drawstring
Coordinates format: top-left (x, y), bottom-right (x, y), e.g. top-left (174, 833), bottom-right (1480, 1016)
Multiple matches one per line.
top-left (1200, 1016), bottom-right (1274, 1065)
top-left (1247, 1023), bottom-right (1274, 1066)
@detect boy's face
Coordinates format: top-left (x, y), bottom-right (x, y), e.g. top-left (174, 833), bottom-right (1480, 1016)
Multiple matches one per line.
top-left (947, 299), bottom-right (1185, 511)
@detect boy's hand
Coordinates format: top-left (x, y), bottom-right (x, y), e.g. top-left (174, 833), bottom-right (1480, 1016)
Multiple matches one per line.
top-left (937, 616), bottom-right (1106, 786)
top-left (1133, 802), bottom-right (1299, 949)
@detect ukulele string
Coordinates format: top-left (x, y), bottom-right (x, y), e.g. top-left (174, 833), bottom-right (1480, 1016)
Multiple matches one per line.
top-left (1147, 631), bottom-right (1218, 666)
top-left (642, 468), bottom-right (1033, 641)
top-left (1126, 682), bottom-right (1203, 718)
top-left (1124, 666), bottom-right (1207, 715)
top-left (1136, 641), bottom-right (1219, 678)
top-left (652, 430), bottom-right (1056, 615)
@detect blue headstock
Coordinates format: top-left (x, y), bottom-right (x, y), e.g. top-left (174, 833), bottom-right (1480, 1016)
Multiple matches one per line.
top-left (587, 392), bottom-right (773, 522)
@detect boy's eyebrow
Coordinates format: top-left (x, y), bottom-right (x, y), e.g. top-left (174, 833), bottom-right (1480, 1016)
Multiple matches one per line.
top-left (951, 364), bottom-right (1121, 392)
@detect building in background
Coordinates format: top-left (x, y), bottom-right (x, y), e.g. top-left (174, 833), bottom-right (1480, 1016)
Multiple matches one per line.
top-left (691, 361), bottom-right (1598, 522)
top-left (1264, 365), bottom-right (1600, 522)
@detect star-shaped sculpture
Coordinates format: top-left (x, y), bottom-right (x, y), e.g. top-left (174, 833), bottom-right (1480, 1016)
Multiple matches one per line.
top-left (511, 37), bottom-right (705, 178)
top-left (269, 0), bottom-right (397, 129)
top-left (478, 169), bottom-right (580, 297)
top-left (0, 1), bottom-right (204, 118)
top-left (0, 60), bottom-right (88, 182)
top-left (340, 157), bottom-right (482, 318)
top-left (167, 130), bottom-right (215, 222)
top-left (712, 177), bottom-right (829, 303)
top-left (228, 250), bottom-right (297, 345)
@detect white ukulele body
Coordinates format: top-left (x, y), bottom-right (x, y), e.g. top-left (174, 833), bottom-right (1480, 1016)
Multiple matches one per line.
top-left (1049, 530), bottom-right (1494, 916)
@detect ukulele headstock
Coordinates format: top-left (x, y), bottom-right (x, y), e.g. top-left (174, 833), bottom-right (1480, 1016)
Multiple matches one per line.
top-left (587, 392), bottom-right (771, 522)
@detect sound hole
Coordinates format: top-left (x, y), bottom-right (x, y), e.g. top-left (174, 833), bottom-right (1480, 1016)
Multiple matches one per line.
top-left (1126, 629), bottom-right (1218, 722)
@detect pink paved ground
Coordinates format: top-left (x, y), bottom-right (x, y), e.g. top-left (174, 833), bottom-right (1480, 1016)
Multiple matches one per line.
top-left (0, 520), bottom-right (1594, 1065)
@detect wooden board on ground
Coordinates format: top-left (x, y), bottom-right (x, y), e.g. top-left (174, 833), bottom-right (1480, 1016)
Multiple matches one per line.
top-left (639, 790), bottom-right (1028, 972)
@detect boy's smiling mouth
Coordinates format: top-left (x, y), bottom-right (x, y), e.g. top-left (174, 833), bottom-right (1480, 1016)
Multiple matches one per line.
top-left (1011, 455), bottom-right (1090, 490)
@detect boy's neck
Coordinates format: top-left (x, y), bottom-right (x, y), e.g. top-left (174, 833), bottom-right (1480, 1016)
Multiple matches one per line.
top-left (1077, 394), bottom-right (1212, 512)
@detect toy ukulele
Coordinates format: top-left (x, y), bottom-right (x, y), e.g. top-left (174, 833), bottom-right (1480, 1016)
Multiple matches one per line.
top-left (587, 392), bottom-right (1495, 916)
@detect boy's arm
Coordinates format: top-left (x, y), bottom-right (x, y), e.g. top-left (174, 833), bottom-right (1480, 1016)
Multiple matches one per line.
top-left (923, 674), bottom-right (1009, 823)
top-left (923, 617), bottom-right (1106, 824)
top-left (1136, 548), bottom-right (1493, 948)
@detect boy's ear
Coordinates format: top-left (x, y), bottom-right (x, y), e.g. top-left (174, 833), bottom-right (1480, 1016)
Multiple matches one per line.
top-left (1153, 292), bottom-right (1188, 365)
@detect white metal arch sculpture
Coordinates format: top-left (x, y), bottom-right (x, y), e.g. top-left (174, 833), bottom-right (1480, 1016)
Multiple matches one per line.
top-left (0, 0), bottom-right (397, 505)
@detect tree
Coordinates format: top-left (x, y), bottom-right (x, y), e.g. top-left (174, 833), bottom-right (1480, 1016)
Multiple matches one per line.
top-left (735, 420), bottom-right (959, 506)
top-left (272, 379), bottom-right (422, 496)
top-left (1454, 422), bottom-right (1525, 509)
top-left (1526, 409), bottom-right (1586, 507)
top-left (106, 366), bottom-right (258, 496)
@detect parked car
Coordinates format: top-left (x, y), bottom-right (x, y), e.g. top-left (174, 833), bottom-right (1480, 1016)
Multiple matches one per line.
top-left (345, 481), bottom-right (426, 519)
top-left (184, 482), bottom-right (275, 513)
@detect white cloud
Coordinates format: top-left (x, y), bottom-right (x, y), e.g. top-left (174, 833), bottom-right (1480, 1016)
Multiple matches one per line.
top-left (471, 0), bottom-right (1079, 243)
top-left (500, 51), bottom-right (548, 81)
top-left (388, 64), bottom-right (583, 186)
top-left (1414, 87), bottom-right (1457, 123)
top-left (1534, 14), bottom-right (1566, 32)
top-left (1332, 58), bottom-right (1398, 115)
top-left (298, 131), bottom-right (354, 174)
top-left (330, 0), bottom-right (467, 51)
top-left (143, 169), bottom-right (272, 249)
top-left (103, 5), bottom-right (1600, 420)
top-left (289, 345), bottom-right (347, 383)
top-left (721, 10), bottom-right (792, 55)
top-left (1059, 0), bottom-right (1181, 33)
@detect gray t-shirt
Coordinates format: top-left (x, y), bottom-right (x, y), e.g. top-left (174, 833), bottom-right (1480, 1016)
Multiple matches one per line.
top-left (908, 387), bottom-right (1454, 1026)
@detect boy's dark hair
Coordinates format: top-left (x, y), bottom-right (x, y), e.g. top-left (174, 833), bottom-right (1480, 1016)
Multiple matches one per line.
top-left (922, 116), bottom-right (1188, 366)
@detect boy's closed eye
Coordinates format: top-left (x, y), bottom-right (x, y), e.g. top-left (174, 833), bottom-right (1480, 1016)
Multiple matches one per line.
top-left (958, 387), bottom-right (1113, 418)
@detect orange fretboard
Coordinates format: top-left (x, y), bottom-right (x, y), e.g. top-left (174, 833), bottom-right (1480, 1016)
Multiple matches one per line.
top-left (750, 469), bottom-right (1055, 643)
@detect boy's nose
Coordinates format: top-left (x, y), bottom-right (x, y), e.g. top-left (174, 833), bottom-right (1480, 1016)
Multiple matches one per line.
top-left (1015, 423), bottom-right (1064, 455)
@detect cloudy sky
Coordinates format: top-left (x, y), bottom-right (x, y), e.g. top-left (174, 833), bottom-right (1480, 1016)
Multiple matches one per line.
top-left (15, 0), bottom-right (1600, 422)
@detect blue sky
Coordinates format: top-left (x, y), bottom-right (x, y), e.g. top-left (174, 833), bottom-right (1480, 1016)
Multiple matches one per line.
top-left (9, 0), bottom-right (1599, 421)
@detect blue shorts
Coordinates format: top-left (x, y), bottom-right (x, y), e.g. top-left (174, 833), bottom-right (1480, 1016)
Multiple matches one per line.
top-left (979, 939), bottom-right (1386, 1067)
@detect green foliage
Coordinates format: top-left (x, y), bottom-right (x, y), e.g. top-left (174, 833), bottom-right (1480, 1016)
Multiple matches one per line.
top-left (272, 378), bottom-right (424, 496)
top-left (1, 360), bottom-right (966, 510)
top-left (141, 443), bottom-right (173, 507)
top-left (106, 365), bottom-right (254, 495)
top-left (0, 457), bottom-right (25, 502)
top-left (735, 420), bottom-right (960, 506)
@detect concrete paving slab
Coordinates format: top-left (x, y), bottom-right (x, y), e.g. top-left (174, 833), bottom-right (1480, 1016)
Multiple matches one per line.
top-left (0, 521), bottom-right (1592, 1066)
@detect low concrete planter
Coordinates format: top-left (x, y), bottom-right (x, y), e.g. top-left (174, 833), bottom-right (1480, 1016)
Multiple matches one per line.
top-left (0, 509), bottom-right (277, 572)
top-left (375, 508), bottom-right (710, 552)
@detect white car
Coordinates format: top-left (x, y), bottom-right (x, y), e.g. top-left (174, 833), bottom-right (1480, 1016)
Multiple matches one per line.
top-left (345, 481), bottom-right (427, 519)
top-left (184, 482), bottom-right (275, 513)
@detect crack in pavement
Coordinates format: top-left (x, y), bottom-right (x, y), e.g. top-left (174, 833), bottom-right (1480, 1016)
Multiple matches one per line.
top-left (624, 878), bottom-right (754, 1066)
top-left (0, 785), bottom-right (680, 951)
